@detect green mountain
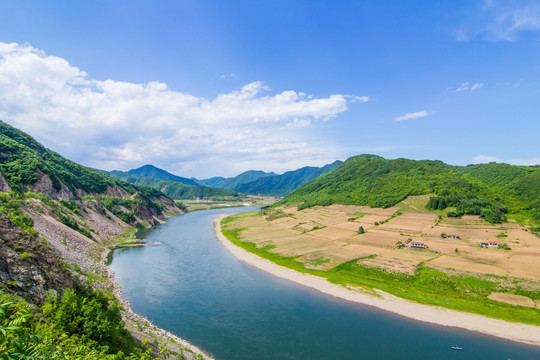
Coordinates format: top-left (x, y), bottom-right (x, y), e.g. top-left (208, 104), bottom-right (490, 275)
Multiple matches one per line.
top-left (234, 160), bottom-right (342, 196)
top-left (108, 172), bottom-right (238, 200)
top-left (194, 176), bottom-right (229, 188)
top-left (281, 154), bottom-right (540, 223)
top-left (126, 164), bottom-right (198, 186)
top-left (222, 170), bottom-right (277, 190)
top-left (0, 120), bottom-right (168, 202)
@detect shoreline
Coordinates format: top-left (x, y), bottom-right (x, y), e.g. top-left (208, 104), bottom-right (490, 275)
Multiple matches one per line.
top-left (213, 214), bottom-right (540, 347)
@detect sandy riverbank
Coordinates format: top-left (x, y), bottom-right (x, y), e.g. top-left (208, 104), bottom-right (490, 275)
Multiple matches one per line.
top-left (214, 214), bottom-right (540, 347)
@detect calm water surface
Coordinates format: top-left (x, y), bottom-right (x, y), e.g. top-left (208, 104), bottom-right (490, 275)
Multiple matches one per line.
top-left (110, 207), bottom-right (540, 360)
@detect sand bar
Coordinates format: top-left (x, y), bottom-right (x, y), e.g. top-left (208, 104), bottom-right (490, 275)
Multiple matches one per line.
top-left (214, 215), bottom-right (540, 346)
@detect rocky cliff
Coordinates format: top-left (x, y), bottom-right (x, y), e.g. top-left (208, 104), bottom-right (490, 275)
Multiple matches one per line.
top-left (0, 211), bottom-right (73, 303)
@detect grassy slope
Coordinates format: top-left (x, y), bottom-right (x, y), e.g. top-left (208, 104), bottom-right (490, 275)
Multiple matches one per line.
top-left (221, 212), bottom-right (540, 326)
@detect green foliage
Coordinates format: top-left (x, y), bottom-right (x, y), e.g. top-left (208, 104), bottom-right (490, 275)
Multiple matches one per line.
top-left (426, 193), bottom-right (507, 223)
top-left (259, 207), bottom-right (287, 221)
top-left (59, 198), bottom-right (81, 214)
top-left (0, 291), bottom-right (154, 359)
top-left (42, 287), bottom-right (135, 354)
top-left (20, 252), bottom-right (30, 261)
top-left (57, 212), bottom-right (92, 238)
top-left (0, 192), bottom-right (39, 237)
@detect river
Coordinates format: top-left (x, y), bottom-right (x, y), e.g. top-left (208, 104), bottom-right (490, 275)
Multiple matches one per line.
top-left (110, 207), bottom-right (540, 359)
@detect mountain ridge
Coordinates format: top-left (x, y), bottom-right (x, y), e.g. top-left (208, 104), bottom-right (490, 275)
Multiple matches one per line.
top-left (280, 154), bottom-right (540, 224)
top-left (126, 164), bottom-right (198, 186)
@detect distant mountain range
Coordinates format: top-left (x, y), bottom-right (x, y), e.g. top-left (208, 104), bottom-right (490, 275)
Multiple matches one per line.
top-left (195, 170), bottom-right (278, 192)
top-left (232, 161), bottom-right (342, 197)
top-left (111, 161), bottom-right (342, 199)
top-left (107, 170), bottom-right (238, 200)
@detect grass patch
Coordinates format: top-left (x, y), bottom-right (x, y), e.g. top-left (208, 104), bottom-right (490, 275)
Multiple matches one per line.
top-left (308, 257), bottom-right (331, 266)
top-left (347, 212), bottom-right (368, 220)
top-left (397, 195), bottom-right (431, 213)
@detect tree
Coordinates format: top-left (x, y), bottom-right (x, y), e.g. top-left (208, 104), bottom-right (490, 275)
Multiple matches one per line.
top-left (358, 226), bottom-right (365, 234)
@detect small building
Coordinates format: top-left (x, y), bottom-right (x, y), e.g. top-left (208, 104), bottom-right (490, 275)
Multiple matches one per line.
top-left (489, 241), bottom-right (499, 248)
top-left (410, 242), bottom-right (427, 249)
top-left (480, 242), bottom-right (489, 248)
top-left (406, 238), bottom-right (413, 244)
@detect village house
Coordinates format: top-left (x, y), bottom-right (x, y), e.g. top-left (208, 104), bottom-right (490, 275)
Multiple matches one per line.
top-left (480, 242), bottom-right (489, 248)
top-left (410, 242), bottom-right (427, 249)
top-left (489, 241), bottom-right (499, 248)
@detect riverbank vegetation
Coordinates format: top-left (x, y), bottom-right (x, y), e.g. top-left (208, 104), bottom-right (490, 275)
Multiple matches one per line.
top-left (0, 287), bottom-right (160, 359)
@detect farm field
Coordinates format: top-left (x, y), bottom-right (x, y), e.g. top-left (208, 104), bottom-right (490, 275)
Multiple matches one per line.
top-left (222, 195), bottom-right (540, 315)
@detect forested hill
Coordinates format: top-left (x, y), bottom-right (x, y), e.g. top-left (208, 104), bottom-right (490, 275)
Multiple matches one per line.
top-left (280, 154), bottom-right (540, 223)
top-left (234, 160), bottom-right (342, 196)
top-left (108, 171), bottom-right (239, 200)
top-left (223, 170), bottom-right (278, 190)
top-left (195, 176), bottom-right (229, 188)
top-left (0, 120), bottom-right (167, 201)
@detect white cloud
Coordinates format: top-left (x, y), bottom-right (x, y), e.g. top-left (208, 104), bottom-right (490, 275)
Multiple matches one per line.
top-left (473, 155), bottom-right (501, 163)
top-left (219, 73), bottom-right (236, 79)
top-left (0, 42), bottom-right (360, 177)
top-left (457, 82), bottom-right (484, 92)
top-left (394, 110), bottom-right (430, 122)
top-left (473, 155), bottom-right (540, 166)
top-left (507, 158), bottom-right (540, 166)
top-left (470, 83), bottom-right (484, 91)
top-left (348, 95), bottom-right (369, 103)
top-left (456, 1), bottom-right (540, 42)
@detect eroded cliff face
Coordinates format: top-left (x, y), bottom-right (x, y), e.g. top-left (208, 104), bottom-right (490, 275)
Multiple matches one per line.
top-left (0, 173), bottom-right (10, 192)
top-left (31, 168), bottom-right (73, 199)
top-left (0, 212), bottom-right (73, 303)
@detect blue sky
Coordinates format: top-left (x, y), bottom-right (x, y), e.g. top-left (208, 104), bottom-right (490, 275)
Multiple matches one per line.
top-left (0, 0), bottom-right (539, 178)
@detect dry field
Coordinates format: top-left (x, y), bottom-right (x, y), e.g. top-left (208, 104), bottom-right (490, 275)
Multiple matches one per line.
top-left (225, 197), bottom-right (540, 284)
